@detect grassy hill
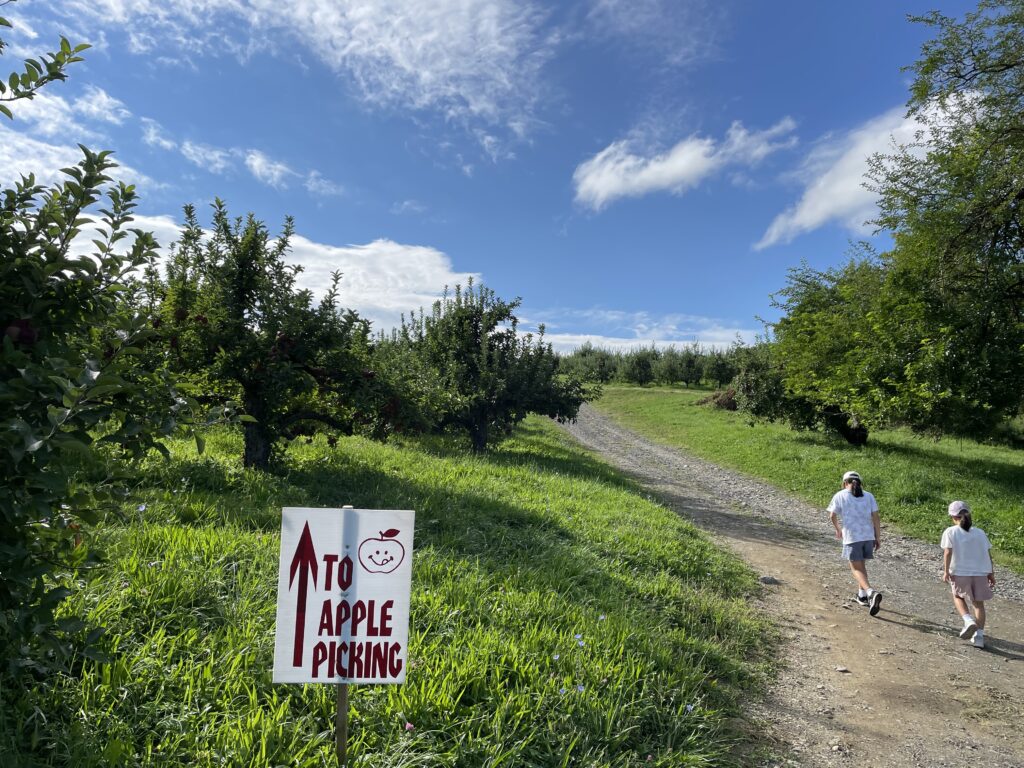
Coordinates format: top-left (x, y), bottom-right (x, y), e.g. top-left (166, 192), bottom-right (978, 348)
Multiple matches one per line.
top-left (594, 385), bottom-right (1024, 572)
top-left (2, 418), bottom-right (774, 767)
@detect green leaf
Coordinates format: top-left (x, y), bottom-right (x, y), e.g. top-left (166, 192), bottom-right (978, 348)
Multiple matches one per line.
top-left (55, 438), bottom-right (93, 459)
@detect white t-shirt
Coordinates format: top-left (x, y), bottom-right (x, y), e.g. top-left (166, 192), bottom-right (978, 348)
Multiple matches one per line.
top-left (940, 525), bottom-right (992, 576)
top-left (826, 489), bottom-right (878, 545)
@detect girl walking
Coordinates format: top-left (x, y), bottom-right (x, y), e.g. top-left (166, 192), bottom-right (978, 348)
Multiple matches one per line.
top-left (827, 471), bottom-right (883, 615)
top-left (941, 501), bottom-right (996, 648)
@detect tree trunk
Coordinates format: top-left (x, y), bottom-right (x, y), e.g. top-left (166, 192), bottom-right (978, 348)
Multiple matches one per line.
top-left (243, 420), bottom-right (273, 468)
top-left (823, 408), bottom-right (869, 446)
top-left (469, 419), bottom-right (488, 453)
top-left (242, 386), bottom-right (274, 469)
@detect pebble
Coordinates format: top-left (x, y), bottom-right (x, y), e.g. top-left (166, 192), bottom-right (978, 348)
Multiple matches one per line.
top-left (835, 666), bottom-right (850, 673)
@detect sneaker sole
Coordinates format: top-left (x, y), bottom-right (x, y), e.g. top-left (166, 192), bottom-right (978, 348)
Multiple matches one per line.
top-left (869, 593), bottom-right (883, 616)
top-left (960, 622), bottom-right (978, 639)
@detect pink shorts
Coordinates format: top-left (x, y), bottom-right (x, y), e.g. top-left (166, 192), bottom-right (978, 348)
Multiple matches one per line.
top-left (950, 575), bottom-right (993, 602)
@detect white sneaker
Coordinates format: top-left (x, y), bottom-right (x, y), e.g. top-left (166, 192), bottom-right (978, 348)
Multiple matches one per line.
top-left (960, 619), bottom-right (978, 639)
top-left (972, 630), bottom-right (985, 649)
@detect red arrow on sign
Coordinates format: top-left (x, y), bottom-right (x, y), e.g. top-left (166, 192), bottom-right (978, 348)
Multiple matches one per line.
top-left (289, 521), bottom-right (318, 667)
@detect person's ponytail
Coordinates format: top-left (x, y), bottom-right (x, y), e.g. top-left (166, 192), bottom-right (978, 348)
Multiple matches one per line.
top-left (959, 511), bottom-right (972, 531)
top-left (850, 479), bottom-right (864, 498)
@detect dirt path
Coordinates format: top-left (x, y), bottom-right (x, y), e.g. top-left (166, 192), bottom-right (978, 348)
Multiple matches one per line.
top-left (559, 404), bottom-right (1024, 768)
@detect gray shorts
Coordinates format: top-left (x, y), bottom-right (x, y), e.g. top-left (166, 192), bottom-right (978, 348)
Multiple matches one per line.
top-left (842, 540), bottom-right (874, 561)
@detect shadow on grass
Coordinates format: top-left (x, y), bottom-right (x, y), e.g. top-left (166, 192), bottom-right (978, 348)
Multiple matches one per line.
top-left (412, 421), bottom-right (641, 491)
top-left (788, 431), bottom-right (1024, 491)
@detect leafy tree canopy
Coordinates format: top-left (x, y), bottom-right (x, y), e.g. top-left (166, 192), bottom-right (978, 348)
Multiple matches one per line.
top-left (400, 280), bottom-right (590, 452)
top-left (151, 201), bottom-right (392, 468)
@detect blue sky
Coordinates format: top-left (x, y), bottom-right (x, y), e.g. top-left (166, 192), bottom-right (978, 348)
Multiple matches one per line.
top-left (1, 0), bottom-right (974, 350)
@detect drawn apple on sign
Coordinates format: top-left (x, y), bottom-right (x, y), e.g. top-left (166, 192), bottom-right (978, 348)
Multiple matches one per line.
top-left (358, 529), bottom-right (405, 574)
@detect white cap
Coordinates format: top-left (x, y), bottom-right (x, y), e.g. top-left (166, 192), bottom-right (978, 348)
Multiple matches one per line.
top-left (948, 500), bottom-right (970, 517)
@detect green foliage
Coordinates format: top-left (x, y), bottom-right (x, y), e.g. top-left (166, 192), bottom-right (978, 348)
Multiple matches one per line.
top-left (0, 148), bottom-right (223, 673)
top-left (1, 421), bottom-right (774, 766)
top-left (562, 342), bottom-right (734, 389)
top-left (0, 4), bottom-right (89, 121)
top-left (701, 350), bottom-right (736, 389)
top-left (618, 347), bottom-right (658, 386)
top-left (652, 346), bottom-right (684, 384)
top-left (747, 3), bottom-right (1024, 443)
top-left (863, 1), bottom-right (1024, 435)
top-left (151, 202), bottom-right (389, 468)
top-left (398, 281), bottom-right (590, 452)
top-left (556, 341), bottom-right (618, 383)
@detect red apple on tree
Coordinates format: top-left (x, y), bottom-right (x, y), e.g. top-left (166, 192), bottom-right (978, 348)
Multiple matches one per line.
top-left (358, 529), bottom-right (405, 573)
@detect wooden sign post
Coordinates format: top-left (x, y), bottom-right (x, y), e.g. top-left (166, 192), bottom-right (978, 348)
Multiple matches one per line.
top-left (272, 505), bottom-right (415, 766)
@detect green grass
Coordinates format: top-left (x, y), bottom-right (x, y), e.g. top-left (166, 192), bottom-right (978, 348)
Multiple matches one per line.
top-left (2, 418), bottom-right (775, 767)
top-left (594, 385), bottom-right (1024, 571)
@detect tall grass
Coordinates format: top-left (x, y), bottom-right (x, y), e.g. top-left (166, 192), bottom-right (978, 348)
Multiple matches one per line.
top-left (594, 386), bottom-right (1024, 571)
top-left (1, 418), bottom-right (774, 767)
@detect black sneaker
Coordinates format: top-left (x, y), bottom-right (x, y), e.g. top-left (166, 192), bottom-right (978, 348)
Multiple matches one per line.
top-left (855, 594), bottom-right (870, 607)
top-left (869, 592), bottom-right (883, 616)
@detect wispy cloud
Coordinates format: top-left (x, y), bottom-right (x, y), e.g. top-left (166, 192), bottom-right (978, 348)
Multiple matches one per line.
top-left (756, 106), bottom-right (923, 250)
top-left (3, 91), bottom-right (100, 141)
top-left (146, 123), bottom-right (339, 194)
top-left (585, 0), bottom-right (723, 69)
top-left (574, 117), bottom-right (796, 211)
top-left (390, 199), bottom-right (427, 216)
top-left (0, 124), bottom-right (155, 189)
top-left (522, 306), bottom-right (756, 352)
top-left (305, 171), bottom-right (344, 197)
top-left (141, 117), bottom-right (177, 150)
top-left (54, 0), bottom-right (557, 146)
top-left (180, 140), bottom-right (234, 174)
top-left (73, 85), bottom-right (132, 124)
top-left (244, 149), bottom-right (297, 189)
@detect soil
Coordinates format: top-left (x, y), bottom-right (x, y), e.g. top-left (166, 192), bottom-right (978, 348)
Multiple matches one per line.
top-left (559, 404), bottom-right (1024, 768)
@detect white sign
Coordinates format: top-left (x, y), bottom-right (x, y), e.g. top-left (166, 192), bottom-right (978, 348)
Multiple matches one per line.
top-left (273, 507), bottom-right (415, 684)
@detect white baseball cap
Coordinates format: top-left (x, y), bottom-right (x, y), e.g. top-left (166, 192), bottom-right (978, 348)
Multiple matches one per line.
top-left (842, 471), bottom-right (861, 482)
top-left (948, 500), bottom-right (970, 517)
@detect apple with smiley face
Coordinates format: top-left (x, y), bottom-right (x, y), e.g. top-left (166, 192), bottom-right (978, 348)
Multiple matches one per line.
top-left (358, 529), bottom-right (406, 574)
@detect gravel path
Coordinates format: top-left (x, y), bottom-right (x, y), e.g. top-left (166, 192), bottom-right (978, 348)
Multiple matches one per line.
top-left (559, 404), bottom-right (1024, 768)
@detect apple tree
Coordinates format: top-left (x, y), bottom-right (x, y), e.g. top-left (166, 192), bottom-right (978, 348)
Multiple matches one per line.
top-left (153, 201), bottom-right (395, 468)
top-left (400, 280), bottom-right (590, 452)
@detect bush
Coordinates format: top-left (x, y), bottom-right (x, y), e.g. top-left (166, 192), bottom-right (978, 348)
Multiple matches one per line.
top-left (1, 150), bottom-right (219, 672)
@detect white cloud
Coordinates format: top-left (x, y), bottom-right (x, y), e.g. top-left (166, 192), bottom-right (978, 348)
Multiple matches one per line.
top-left (73, 85), bottom-right (133, 124)
top-left (180, 140), bottom-right (234, 174)
top-left (3, 91), bottom-right (99, 140)
top-left (62, 210), bottom-right (477, 333)
top-left (65, 213), bottom-right (184, 261)
top-left (0, 124), bottom-right (155, 189)
top-left (141, 117), bottom-right (177, 150)
top-left (390, 199), bottom-right (427, 216)
top-left (54, 0), bottom-right (556, 142)
top-left (756, 106), bottom-right (924, 250)
top-left (244, 149), bottom-right (296, 188)
top-left (574, 118), bottom-right (796, 211)
top-left (586, 0), bottom-right (722, 69)
top-left (287, 236), bottom-right (480, 331)
top-left (305, 171), bottom-right (344, 197)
